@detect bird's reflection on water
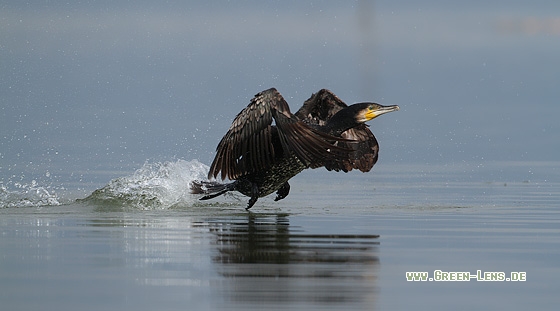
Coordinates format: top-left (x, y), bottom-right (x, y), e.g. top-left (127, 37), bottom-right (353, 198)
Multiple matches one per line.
top-left (200, 213), bottom-right (380, 306)
top-left (78, 209), bottom-right (379, 308)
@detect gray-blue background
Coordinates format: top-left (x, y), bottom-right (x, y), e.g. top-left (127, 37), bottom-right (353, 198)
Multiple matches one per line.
top-left (2, 0), bottom-right (559, 193)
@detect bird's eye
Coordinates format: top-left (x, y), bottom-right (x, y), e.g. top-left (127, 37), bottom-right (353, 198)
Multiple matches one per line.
top-left (368, 104), bottom-right (375, 110)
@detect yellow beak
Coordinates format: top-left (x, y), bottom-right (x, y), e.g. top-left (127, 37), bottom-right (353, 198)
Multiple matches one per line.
top-left (365, 104), bottom-right (400, 121)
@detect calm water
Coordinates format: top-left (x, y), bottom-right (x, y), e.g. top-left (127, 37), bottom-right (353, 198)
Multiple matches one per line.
top-left (1, 161), bottom-right (559, 311)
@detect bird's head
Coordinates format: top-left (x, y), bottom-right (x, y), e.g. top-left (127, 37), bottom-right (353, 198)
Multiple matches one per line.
top-left (324, 101), bottom-right (400, 136)
top-left (355, 103), bottom-right (400, 123)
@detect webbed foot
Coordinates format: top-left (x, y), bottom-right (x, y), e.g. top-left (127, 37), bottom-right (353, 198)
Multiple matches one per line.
top-left (246, 183), bottom-right (259, 210)
top-left (274, 182), bottom-right (290, 201)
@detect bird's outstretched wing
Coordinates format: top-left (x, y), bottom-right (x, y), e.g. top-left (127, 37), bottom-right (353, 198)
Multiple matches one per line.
top-left (208, 88), bottom-right (352, 180)
top-left (295, 89), bottom-right (379, 172)
top-left (295, 88), bottom-right (348, 125)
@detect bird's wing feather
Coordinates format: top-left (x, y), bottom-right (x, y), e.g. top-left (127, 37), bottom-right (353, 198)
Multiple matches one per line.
top-left (323, 125), bottom-right (379, 172)
top-left (296, 89), bottom-right (379, 173)
top-left (208, 88), bottom-right (352, 180)
top-left (208, 89), bottom-right (276, 180)
top-left (295, 89), bottom-right (348, 126)
top-left (272, 109), bottom-right (352, 169)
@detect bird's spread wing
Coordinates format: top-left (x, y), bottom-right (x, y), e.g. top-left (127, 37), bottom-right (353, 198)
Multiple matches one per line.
top-left (208, 88), bottom-right (352, 180)
top-left (295, 89), bottom-right (348, 126)
top-left (296, 89), bottom-right (379, 173)
top-left (208, 89), bottom-right (275, 180)
top-left (327, 125), bottom-right (379, 172)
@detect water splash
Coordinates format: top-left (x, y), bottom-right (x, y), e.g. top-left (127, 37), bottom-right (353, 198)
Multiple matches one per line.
top-left (0, 180), bottom-right (61, 208)
top-left (83, 159), bottom-right (209, 209)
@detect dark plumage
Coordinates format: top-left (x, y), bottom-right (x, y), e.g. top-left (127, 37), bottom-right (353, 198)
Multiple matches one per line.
top-left (191, 88), bottom-right (399, 209)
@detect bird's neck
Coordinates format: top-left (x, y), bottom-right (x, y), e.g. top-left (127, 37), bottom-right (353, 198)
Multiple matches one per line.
top-left (322, 108), bottom-right (358, 136)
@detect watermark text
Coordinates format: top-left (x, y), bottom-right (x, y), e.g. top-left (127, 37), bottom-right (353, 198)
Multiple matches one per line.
top-left (406, 270), bottom-right (527, 282)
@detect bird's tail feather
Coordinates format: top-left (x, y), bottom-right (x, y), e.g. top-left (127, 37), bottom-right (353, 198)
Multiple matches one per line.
top-left (190, 180), bottom-right (235, 200)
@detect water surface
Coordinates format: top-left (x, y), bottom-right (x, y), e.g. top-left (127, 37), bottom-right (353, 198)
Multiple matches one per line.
top-left (1, 161), bottom-right (559, 310)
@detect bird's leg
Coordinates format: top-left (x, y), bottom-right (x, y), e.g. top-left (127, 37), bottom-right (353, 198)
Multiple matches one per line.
top-left (246, 182), bottom-right (259, 210)
top-left (274, 182), bottom-right (290, 201)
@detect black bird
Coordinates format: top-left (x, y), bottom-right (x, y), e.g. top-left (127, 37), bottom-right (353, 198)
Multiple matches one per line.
top-left (191, 88), bottom-right (399, 209)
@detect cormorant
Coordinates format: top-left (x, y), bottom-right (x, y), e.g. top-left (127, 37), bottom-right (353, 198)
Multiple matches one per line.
top-left (191, 88), bottom-right (399, 209)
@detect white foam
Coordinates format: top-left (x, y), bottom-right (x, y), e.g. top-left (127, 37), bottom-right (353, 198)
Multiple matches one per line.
top-left (0, 180), bottom-right (61, 208)
top-left (86, 159), bottom-right (209, 209)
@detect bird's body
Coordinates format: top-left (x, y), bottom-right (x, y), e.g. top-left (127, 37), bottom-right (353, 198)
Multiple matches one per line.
top-left (191, 88), bottom-right (399, 209)
top-left (235, 153), bottom-right (305, 198)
